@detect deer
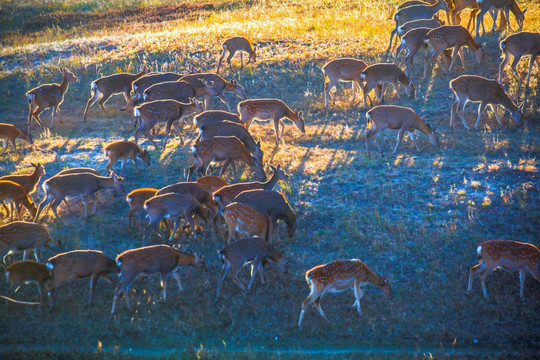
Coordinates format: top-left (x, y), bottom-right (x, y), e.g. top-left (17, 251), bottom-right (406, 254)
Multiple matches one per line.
top-left (232, 189), bottom-right (297, 240)
top-left (104, 140), bottom-right (150, 176)
top-left (126, 188), bottom-right (158, 231)
top-left (0, 162), bottom-right (45, 216)
top-left (194, 110), bottom-right (242, 129)
top-left (0, 180), bottom-right (37, 221)
top-left (216, 237), bottom-right (287, 298)
top-left (216, 36), bottom-right (257, 73)
top-left (222, 202), bottom-right (272, 244)
top-left (187, 137), bottom-right (266, 182)
top-left (360, 64), bottom-right (415, 108)
top-left (398, 0), bottom-right (439, 10)
top-left (387, 0), bottom-right (450, 53)
top-left (111, 245), bottom-right (206, 314)
top-left (499, 32), bottom-right (540, 89)
top-left (26, 68), bottom-right (78, 132)
top-left (197, 121), bottom-right (263, 157)
top-left (140, 80), bottom-right (197, 104)
top-left (321, 58), bottom-right (369, 110)
top-left (82, 65), bottom-right (151, 121)
top-left (424, 25), bottom-right (485, 78)
top-left (130, 72), bottom-right (184, 107)
top-left (0, 221), bottom-right (62, 263)
top-left (298, 259), bottom-right (393, 328)
top-left (449, 74), bottom-right (523, 130)
top-left (0, 123), bottom-right (32, 155)
top-left (179, 73), bottom-right (247, 111)
top-left (476, 0), bottom-right (526, 37)
top-left (394, 17), bottom-right (445, 62)
top-left (134, 98), bottom-right (204, 150)
top-left (46, 250), bottom-right (118, 311)
top-left (448, 0), bottom-right (501, 32)
top-left (156, 181), bottom-right (218, 215)
top-left (33, 172), bottom-right (125, 225)
top-left (365, 105), bottom-right (439, 158)
top-left (56, 167), bottom-right (100, 176)
top-left (466, 240), bottom-right (539, 300)
top-left (143, 193), bottom-right (209, 243)
top-left (3, 260), bottom-right (53, 306)
top-left (238, 99), bottom-right (305, 145)
top-left (195, 176), bottom-right (228, 194)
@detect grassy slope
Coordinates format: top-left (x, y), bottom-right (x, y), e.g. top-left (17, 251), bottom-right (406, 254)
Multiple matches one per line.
top-left (0, 0), bottom-right (539, 358)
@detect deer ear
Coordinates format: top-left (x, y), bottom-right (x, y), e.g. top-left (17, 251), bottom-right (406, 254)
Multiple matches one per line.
top-left (522, 7), bottom-right (527, 15)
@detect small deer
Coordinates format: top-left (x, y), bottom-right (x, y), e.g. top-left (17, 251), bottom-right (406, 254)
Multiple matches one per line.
top-left (104, 140), bottom-right (150, 176)
top-left (238, 99), bottom-right (305, 145)
top-left (216, 237), bottom-right (287, 297)
top-left (0, 124), bottom-right (32, 155)
top-left (217, 36), bottom-right (257, 73)
top-left (141, 80), bottom-right (197, 104)
top-left (4, 260), bottom-right (53, 306)
top-left (298, 259), bottom-right (393, 328)
top-left (476, 0), bottom-right (526, 37)
top-left (195, 176), bottom-right (228, 194)
top-left (179, 73), bottom-right (247, 111)
top-left (82, 65), bottom-right (151, 121)
top-left (134, 98), bottom-right (204, 149)
top-left (466, 240), bottom-right (539, 300)
top-left (222, 202), bottom-right (272, 244)
top-left (0, 221), bottom-right (62, 263)
top-left (46, 250), bottom-right (118, 311)
top-left (187, 137), bottom-right (266, 182)
top-left (197, 121), bottom-right (263, 157)
top-left (360, 64), bottom-right (415, 108)
top-left (365, 105), bottom-right (439, 158)
top-left (34, 172), bottom-right (125, 224)
top-left (499, 32), bottom-right (540, 89)
top-left (194, 110), bottom-right (242, 129)
top-left (0, 180), bottom-right (37, 221)
top-left (111, 245), bottom-right (206, 314)
top-left (130, 72), bottom-right (184, 107)
top-left (449, 74), bottom-right (523, 130)
top-left (126, 188), bottom-right (158, 231)
top-left (424, 25), bottom-right (485, 77)
top-left (321, 58), bottom-right (369, 110)
top-left (26, 68), bottom-right (78, 131)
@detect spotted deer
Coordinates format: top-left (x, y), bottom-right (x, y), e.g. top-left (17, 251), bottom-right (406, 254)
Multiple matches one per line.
top-left (141, 80), bottom-right (197, 104)
top-left (475, 0), bottom-right (526, 37)
top-left (0, 124), bottom-right (32, 155)
top-left (321, 58), bottom-right (369, 109)
top-left (222, 202), bottom-right (272, 244)
top-left (130, 72), bottom-right (184, 107)
top-left (0, 221), bottom-right (62, 263)
top-left (217, 36), bottom-right (257, 73)
top-left (4, 260), bottom-right (53, 306)
top-left (197, 121), bottom-right (263, 157)
top-left (499, 32), bottom-right (540, 89)
top-left (104, 140), bottom-right (150, 176)
top-left (0, 180), bottom-right (37, 221)
top-left (179, 73), bottom-right (247, 111)
top-left (126, 188), bottom-right (158, 230)
top-left (360, 64), bottom-right (415, 108)
top-left (195, 176), bottom-right (228, 194)
top-left (193, 110), bottom-right (243, 128)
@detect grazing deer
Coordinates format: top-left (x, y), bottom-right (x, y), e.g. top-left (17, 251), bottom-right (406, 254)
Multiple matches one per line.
top-left (238, 99), bottom-right (305, 145)
top-left (156, 181), bottom-right (218, 214)
top-left (394, 18), bottom-right (445, 62)
top-left (397, 27), bottom-right (445, 76)
top-left (126, 188), bottom-right (158, 230)
top-left (232, 190), bottom-right (297, 239)
top-left (387, 0), bottom-right (449, 53)
top-left (187, 137), bottom-right (266, 182)
top-left (47, 250), bottom-right (118, 311)
top-left (449, 74), bottom-right (523, 130)
top-left (222, 202), bottom-right (272, 244)
top-left (134, 98), bottom-right (204, 149)
top-left (111, 245), bottom-right (206, 314)
top-left (197, 121), bottom-right (263, 157)
top-left (26, 68), bottom-right (78, 131)
top-left (195, 176), bottom-right (228, 194)
top-left (82, 65), bottom-right (151, 121)
top-left (216, 237), bottom-right (287, 297)
top-left (0, 221), bottom-right (62, 263)
top-left (298, 259), bottom-right (392, 328)
top-left (476, 0), bottom-right (526, 37)
top-left (365, 105), bottom-right (439, 157)
top-left (0, 163), bottom-right (45, 197)
top-left (321, 58), bottom-right (369, 109)
top-left (34, 172), bottom-right (125, 224)
top-left (0, 124), bottom-right (32, 155)
top-left (130, 72), bottom-right (184, 106)
top-left (499, 32), bottom-right (540, 89)
top-left (466, 240), bottom-right (539, 300)
top-left (104, 140), bottom-right (150, 176)
top-left (4, 260), bottom-right (53, 306)
top-left (179, 73), bottom-right (247, 111)
top-left (217, 36), bottom-right (257, 73)
top-left (360, 64), bottom-right (415, 108)
top-left (0, 180), bottom-right (37, 221)
top-left (141, 80), bottom-right (197, 104)
top-left (194, 110), bottom-right (242, 129)
top-left (56, 167), bottom-right (100, 176)
top-left (448, 0), bottom-right (501, 32)
top-left (143, 193), bottom-right (209, 242)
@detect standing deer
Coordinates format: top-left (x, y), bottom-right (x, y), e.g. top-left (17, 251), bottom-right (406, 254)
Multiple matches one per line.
top-left (130, 72), bottom-right (184, 106)
top-left (46, 250), bottom-right (118, 311)
top-left (104, 140), bottom-right (150, 176)
top-left (466, 240), bottom-right (539, 300)
top-left (197, 121), bottom-right (263, 157)
top-left (476, 0), bottom-right (526, 37)
top-left (449, 74), bottom-right (523, 130)
top-left (360, 64), bottom-right (415, 108)
top-left (0, 221), bottom-right (62, 263)
top-left (156, 181), bottom-right (218, 214)
top-left (394, 17), bottom-right (445, 62)
top-left (0, 180), bottom-right (37, 221)
top-left (194, 110), bottom-right (242, 128)
top-left (298, 259), bottom-right (392, 328)
top-left (397, 27), bottom-right (449, 77)
top-left (141, 80), bottom-right (197, 104)
top-left (217, 36), bottom-right (257, 73)
top-left (179, 73), bottom-right (247, 111)
top-left (26, 68), bottom-right (78, 131)
top-left (0, 124), bottom-right (32, 155)
top-left (321, 58), bottom-right (369, 110)
top-left (499, 32), bottom-right (540, 89)
top-left (195, 176), bottom-right (228, 194)
top-left (111, 245), bottom-right (206, 314)
top-left (4, 260), bottom-right (53, 306)
top-left (222, 202), bottom-right (272, 244)
top-left (1, 162), bottom-right (44, 216)
top-left (365, 105), bottom-right (439, 157)
top-left (82, 65), bottom-right (151, 121)
top-left (238, 99), bottom-right (305, 145)
top-left (216, 237), bottom-right (287, 297)
top-left (126, 188), bottom-right (158, 231)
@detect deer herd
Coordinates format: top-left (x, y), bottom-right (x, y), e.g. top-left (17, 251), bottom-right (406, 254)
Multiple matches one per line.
top-left (0, 0), bottom-right (538, 329)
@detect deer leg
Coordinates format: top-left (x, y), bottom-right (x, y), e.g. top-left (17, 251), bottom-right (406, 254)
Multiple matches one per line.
top-left (217, 263), bottom-right (232, 298)
top-left (0, 140), bottom-right (8, 155)
top-left (476, 8), bottom-right (487, 37)
top-left (83, 90), bottom-right (102, 120)
top-left (525, 54), bottom-right (537, 89)
top-left (111, 275), bottom-right (135, 314)
top-left (219, 158), bottom-right (232, 178)
top-left (393, 128), bottom-right (405, 154)
top-left (408, 131), bottom-right (421, 152)
top-left (97, 92), bottom-right (112, 112)
top-left (478, 265), bottom-right (496, 301)
top-left (324, 77), bottom-right (337, 109)
top-left (49, 107), bottom-right (57, 128)
top-left (187, 157), bottom-right (203, 181)
top-left (231, 267), bottom-right (247, 292)
top-left (466, 262), bottom-right (485, 296)
top-left (498, 53), bottom-right (512, 84)
top-left (518, 270), bottom-right (527, 299)
top-left (386, 23), bottom-right (398, 53)
top-left (160, 271), bottom-right (168, 302)
top-left (475, 102), bottom-right (488, 130)
top-left (247, 263), bottom-right (258, 292)
top-left (490, 104), bottom-right (503, 126)
top-left (88, 273), bottom-right (97, 305)
top-left (216, 48), bottom-right (227, 74)
top-left (121, 91), bottom-right (132, 111)
top-left (273, 118), bottom-right (281, 144)
top-left (392, 80), bottom-right (401, 100)
top-left (457, 97), bottom-right (471, 130)
top-left (347, 282), bottom-right (364, 314)
top-left (217, 93), bottom-right (232, 112)
top-left (240, 52), bottom-right (244, 69)
top-left (169, 217), bottom-right (183, 242)
top-left (120, 160), bottom-right (127, 177)
top-left (143, 217), bottom-right (161, 244)
top-left (227, 51), bottom-right (235, 72)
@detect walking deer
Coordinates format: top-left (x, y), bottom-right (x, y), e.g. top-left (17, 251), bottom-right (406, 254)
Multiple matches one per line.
top-left (0, 180), bottom-right (37, 221)
top-left (321, 58), bottom-right (369, 109)
top-left (217, 36), bottom-right (257, 73)
top-left (222, 202), bottom-right (272, 244)
top-left (0, 221), bottom-right (62, 263)
top-left (0, 124), bottom-right (32, 155)
top-left (360, 64), bottom-right (415, 108)
top-left (179, 73), bottom-right (247, 111)
top-left (4, 260), bottom-right (53, 306)
top-left (126, 188), bottom-right (158, 230)
top-left (449, 74), bottom-right (523, 130)
top-left (466, 240), bottom-right (539, 300)
top-left (104, 140), bottom-right (150, 176)
top-left (111, 245), bottom-right (206, 313)
top-left (476, 0), bottom-right (526, 37)
top-left (499, 32), bottom-right (540, 89)
top-left (298, 259), bottom-right (392, 328)
top-left (194, 110), bottom-right (242, 129)
top-left (26, 68), bottom-right (78, 131)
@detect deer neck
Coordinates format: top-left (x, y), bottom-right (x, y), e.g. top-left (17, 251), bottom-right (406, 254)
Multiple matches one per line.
top-left (415, 117), bottom-right (433, 135)
top-left (509, 1), bottom-right (522, 17)
top-left (59, 75), bottom-right (71, 95)
top-left (262, 170), bottom-right (280, 190)
top-left (366, 268), bottom-right (383, 287)
top-left (465, 32), bottom-right (480, 51)
top-left (176, 251), bottom-right (195, 267)
top-left (497, 91), bottom-right (518, 112)
top-left (95, 176), bottom-right (116, 190)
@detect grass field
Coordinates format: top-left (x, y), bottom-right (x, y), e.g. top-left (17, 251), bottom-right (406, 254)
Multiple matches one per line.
top-left (0, 0), bottom-right (539, 358)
